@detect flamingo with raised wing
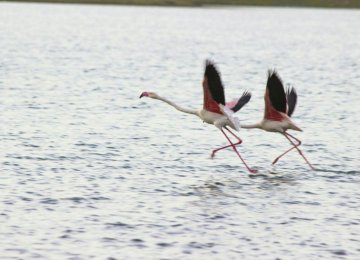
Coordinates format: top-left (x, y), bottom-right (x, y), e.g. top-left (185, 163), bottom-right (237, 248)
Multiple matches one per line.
top-left (140, 60), bottom-right (256, 173)
top-left (241, 70), bottom-right (315, 169)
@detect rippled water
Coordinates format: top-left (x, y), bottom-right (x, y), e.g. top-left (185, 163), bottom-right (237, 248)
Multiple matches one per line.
top-left (1, 2), bottom-right (360, 259)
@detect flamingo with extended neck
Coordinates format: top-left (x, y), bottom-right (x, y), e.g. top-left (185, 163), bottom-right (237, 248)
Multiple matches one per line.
top-left (241, 70), bottom-right (315, 170)
top-left (140, 60), bottom-right (256, 173)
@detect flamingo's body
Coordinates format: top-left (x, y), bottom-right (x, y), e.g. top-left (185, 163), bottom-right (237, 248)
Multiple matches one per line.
top-left (140, 60), bottom-right (256, 173)
top-left (241, 70), bottom-right (314, 169)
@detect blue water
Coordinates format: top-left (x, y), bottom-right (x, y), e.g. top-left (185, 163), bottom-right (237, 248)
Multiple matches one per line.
top-left (1, 3), bottom-right (360, 259)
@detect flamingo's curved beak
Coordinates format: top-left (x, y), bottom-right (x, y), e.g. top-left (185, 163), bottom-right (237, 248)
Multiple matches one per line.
top-left (139, 91), bottom-right (149, 98)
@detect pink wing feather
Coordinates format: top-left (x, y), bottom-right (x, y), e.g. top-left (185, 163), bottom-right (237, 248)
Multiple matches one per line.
top-left (225, 99), bottom-right (238, 110)
top-left (202, 77), bottom-right (223, 114)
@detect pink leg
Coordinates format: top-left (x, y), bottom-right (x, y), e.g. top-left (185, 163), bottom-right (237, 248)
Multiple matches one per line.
top-left (272, 132), bottom-right (315, 170)
top-left (286, 133), bottom-right (315, 170)
top-left (272, 133), bottom-right (300, 165)
top-left (220, 128), bottom-right (257, 174)
top-left (211, 127), bottom-right (242, 158)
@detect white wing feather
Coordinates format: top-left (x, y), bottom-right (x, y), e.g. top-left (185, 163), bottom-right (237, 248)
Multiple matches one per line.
top-left (220, 104), bottom-right (241, 131)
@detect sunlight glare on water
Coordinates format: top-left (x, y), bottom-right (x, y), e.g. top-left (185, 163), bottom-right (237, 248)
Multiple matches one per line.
top-left (0, 3), bottom-right (360, 259)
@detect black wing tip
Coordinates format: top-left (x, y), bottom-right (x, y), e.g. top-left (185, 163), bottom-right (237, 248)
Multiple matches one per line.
top-left (231, 90), bottom-right (252, 113)
top-left (267, 69), bottom-right (282, 82)
top-left (203, 59), bottom-right (225, 105)
top-left (266, 69), bottom-right (287, 113)
top-left (241, 90), bottom-right (252, 102)
top-left (267, 69), bottom-right (276, 77)
top-left (205, 59), bottom-right (215, 66)
top-left (286, 84), bottom-right (298, 117)
top-left (266, 69), bottom-right (285, 90)
top-left (242, 90), bottom-right (251, 97)
top-left (205, 59), bottom-right (218, 74)
top-left (286, 85), bottom-right (297, 95)
top-left (205, 59), bottom-right (212, 65)
top-left (204, 59), bottom-right (220, 78)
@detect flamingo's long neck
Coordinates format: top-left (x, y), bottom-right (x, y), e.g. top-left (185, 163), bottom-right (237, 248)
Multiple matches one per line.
top-left (241, 122), bottom-right (262, 130)
top-left (154, 95), bottom-right (198, 116)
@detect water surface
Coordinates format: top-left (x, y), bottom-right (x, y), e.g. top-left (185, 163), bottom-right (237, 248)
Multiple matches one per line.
top-left (1, 3), bottom-right (360, 259)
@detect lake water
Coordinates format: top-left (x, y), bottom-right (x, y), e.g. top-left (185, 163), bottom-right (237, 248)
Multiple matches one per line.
top-left (1, 2), bottom-right (360, 259)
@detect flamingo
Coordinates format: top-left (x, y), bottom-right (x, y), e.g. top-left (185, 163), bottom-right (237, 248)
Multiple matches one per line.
top-left (140, 60), bottom-right (257, 173)
top-left (241, 70), bottom-right (315, 170)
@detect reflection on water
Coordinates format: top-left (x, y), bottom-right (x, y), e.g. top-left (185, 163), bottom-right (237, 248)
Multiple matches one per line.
top-left (1, 2), bottom-right (360, 259)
